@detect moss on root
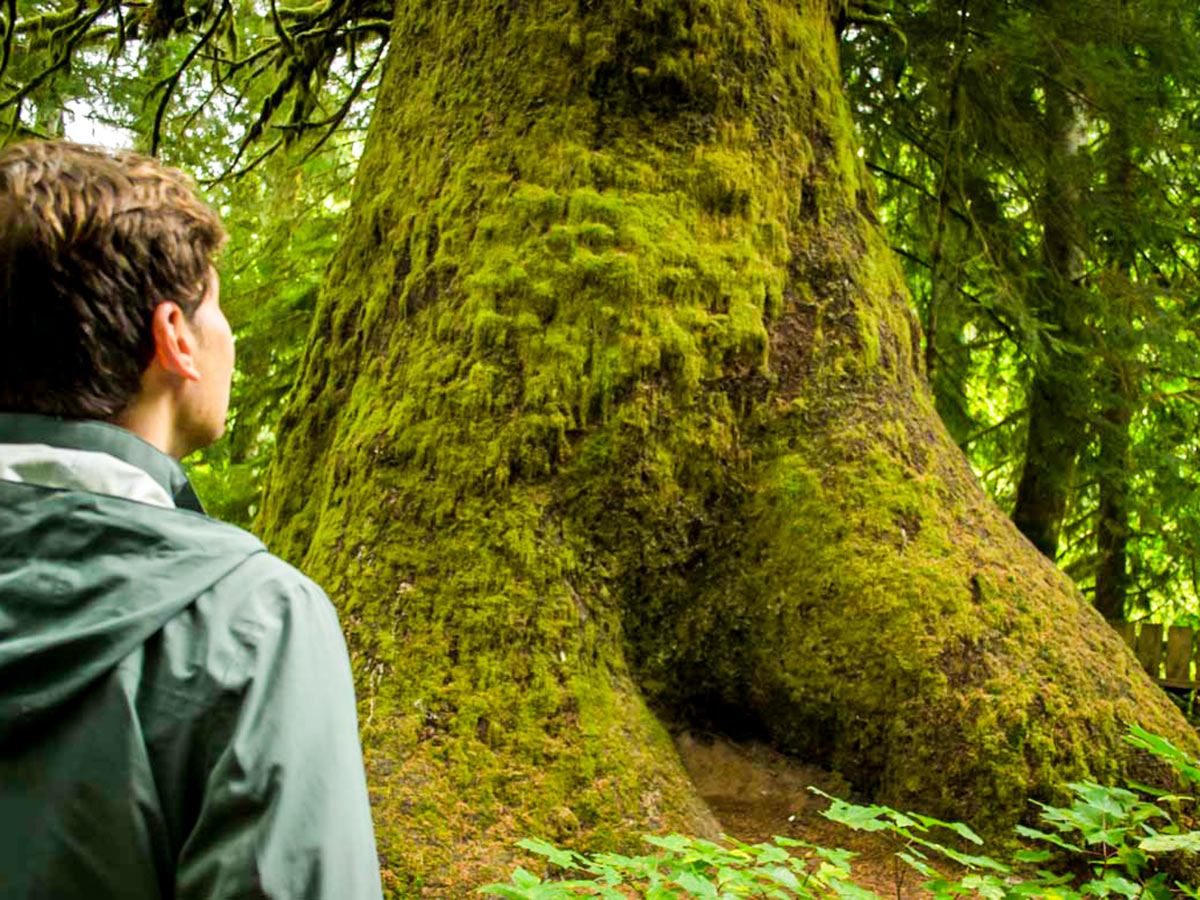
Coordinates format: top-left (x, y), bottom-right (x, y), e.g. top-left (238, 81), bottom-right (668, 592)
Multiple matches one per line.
top-left (256, 0), bottom-right (1196, 894)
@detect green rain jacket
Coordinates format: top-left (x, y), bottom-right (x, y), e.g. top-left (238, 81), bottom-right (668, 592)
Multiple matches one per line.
top-left (0, 414), bottom-right (383, 900)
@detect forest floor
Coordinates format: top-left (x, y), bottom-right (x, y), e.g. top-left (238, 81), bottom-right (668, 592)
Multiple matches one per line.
top-left (676, 733), bottom-right (955, 900)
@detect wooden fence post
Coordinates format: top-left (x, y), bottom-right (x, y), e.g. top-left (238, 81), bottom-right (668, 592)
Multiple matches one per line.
top-left (1165, 626), bottom-right (1196, 688)
top-left (1137, 623), bottom-right (1164, 680)
top-left (1107, 619), bottom-right (1198, 689)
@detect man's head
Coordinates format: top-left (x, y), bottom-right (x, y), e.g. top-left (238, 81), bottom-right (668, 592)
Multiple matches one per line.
top-left (0, 140), bottom-right (233, 457)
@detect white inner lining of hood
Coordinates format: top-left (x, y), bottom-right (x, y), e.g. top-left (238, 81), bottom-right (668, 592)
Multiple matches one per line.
top-left (0, 443), bottom-right (174, 509)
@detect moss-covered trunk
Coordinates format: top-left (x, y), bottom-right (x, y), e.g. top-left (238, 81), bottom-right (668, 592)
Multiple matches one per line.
top-left (256, 1), bottom-right (1196, 894)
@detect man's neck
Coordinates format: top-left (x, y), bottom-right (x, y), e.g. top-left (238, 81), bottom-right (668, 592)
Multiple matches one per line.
top-left (113, 393), bottom-right (185, 459)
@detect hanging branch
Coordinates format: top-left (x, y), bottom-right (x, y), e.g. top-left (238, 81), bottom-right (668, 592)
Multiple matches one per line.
top-left (4, 94), bottom-right (21, 141)
top-left (148, 0), bottom-right (231, 155)
top-left (886, 241), bottom-right (1031, 361)
top-left (0, 0), bottom-right (116, 113)
top-left (0, 0), bottom-right (17, 89)
top-left (866, 160), bottom-right (972, 225)
top-left (296, 36), bottom-right (382, 164)
top-left (269, 0), bottom-right (297, 59)
top-left (0, 0), bottom-right (392, 175)
top-left (202, 137), bottom-right (282, 185)
top-left (961, 410), bottom-right (1026, 449)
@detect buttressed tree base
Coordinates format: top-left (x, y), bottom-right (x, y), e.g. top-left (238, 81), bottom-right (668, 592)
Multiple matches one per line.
top-left (256, 1), bottom-right (1196, 894)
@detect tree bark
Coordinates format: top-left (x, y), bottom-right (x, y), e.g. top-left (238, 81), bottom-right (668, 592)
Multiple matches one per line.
top-left (1011, 76), bottom-right (1088, 560)
top-left (1095, 366), bottom-right (1133, 620)
top-left (1012, 370), bottom-right (1080, 558)
top-left (925, 1), bottom-right (973, 445)
top-left (256, 1), bottom-right (1195, 894)
top-left (1094, 131), bottom-right (1138, 621)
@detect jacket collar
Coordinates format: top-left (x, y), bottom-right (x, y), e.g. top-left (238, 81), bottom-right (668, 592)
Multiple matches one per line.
top-left (0, 413), bottom-right (205, 513)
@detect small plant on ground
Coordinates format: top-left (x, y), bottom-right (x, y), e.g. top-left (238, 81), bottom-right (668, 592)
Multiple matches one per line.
top-left (478, 831), bottom-right (879, 899)
top-left (478, 725), bottom-right (1200, 899)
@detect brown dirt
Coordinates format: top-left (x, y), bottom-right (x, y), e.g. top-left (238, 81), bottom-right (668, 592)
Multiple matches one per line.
top-left (675, 732), bottom-right (956, 900)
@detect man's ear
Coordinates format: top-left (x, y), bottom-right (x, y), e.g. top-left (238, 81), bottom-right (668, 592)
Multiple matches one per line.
top-left (150, 301), bottom-right (202, 383)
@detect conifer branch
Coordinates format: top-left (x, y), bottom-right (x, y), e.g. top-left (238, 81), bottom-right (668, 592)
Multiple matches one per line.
top-left (0, 0), bottom-right (16, 89)
top-left (148, 0), bottom-right (231, 155)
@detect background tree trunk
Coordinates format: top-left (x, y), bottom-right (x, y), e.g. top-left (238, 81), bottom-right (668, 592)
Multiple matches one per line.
top-left (924, 0), bottom-right (974, 446)
top-left (256, 1), bottom-right (1196, 894)
top-left (1012, 76), bottom-right (1088, 559)
top-left (1094, 135), bottom-right (1138, 622)
top-left (1095, 367), bottom-right (1133, 620)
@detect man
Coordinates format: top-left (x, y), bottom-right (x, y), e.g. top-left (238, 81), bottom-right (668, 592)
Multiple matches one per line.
top-left (0, 141), bottom-right (383, 899)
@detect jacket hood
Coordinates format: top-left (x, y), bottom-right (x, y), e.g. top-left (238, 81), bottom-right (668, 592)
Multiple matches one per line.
top-left (0, 415), bottom-right (263, 746)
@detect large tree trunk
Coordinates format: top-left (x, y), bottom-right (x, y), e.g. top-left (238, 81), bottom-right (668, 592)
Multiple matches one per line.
top-left (256, 1), bottom-right (1196, 894)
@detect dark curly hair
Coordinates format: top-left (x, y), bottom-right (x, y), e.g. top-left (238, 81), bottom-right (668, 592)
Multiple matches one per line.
top-left (0, 141), bottom-right (227, 418)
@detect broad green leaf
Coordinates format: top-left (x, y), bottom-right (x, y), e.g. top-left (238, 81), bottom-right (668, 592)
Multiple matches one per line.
top-left (820, 798), bottom-right (891, 833)
top-left (1111, 844), bottom-right (1149, 879)
top-left (1125, 726), bottom-right (1200, 786)
top-left (947, 822), bottom-right (985, 845)
top-left (1015, 824), bottom-right (1083, 852)
top-left (750, 843), bottom-right (791, 864)
top-left (827, 877), bottom-right (884, 900)
top-left (476, 884), bottom-right (534, 899)
top-left (1013, 848), bottom-right (1052, 863)
top-left (908, 835), bottom-right (1009, 872)
top-left (1079, 873), bottom-right (1140, 898)
top-left (645, 835), bottom-right (696, 854)
top-left (1125, 781), bottom-right (1172, 798)
top-left (690, 838), bottom-right (735, 857)
top-left (1084, 825), bottom-right (1133, 847)
top-left (592, 853), bottom-right (662, 879)
top-left (1067, 782), bottom-right (1139, 818)
top-left (895, 851), bottom-right (936, 876)
top-left (517, 838), bottom-right (579, 869)
top-left (1031, 871), bottom-right (1077, 886)
top-left (590, 853), bottom-right (637, 869)
top-left (580, 863), bottom-right (622, 886)
top-left (674, 870), bottom-right (718, 899)
top-left (1125, 782), bottom-right (1191, 805)
top-left (714, 867), bottom-right (745, 889)
top-left (813, 846), bottom-right (859, 869)
top-left (762, 864), bottom-right (802, 891)
top-left (911, 813), bottom-right (985, 845)
top-left (961, 874), bottom-right (1007, 900)
top-left (934, 847), bottom-right (1010, 874)
top-left (816, 862), bottom-right (853, 884)
top-left (772, 836), bottom-right (815, 849)
top-left (511, 868), bottom-right (541, 889)
top-left (918, 877), bottom-right (962, 900)
top-left (1139, 832), bottom-right (1200, 852)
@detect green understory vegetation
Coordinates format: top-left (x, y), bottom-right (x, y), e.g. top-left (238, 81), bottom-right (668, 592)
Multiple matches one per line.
top-left (482, 726), bottom-right (1200, 899)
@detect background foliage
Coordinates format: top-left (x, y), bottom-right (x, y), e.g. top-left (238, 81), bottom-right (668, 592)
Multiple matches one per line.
top-left (841, 0), bottom-right (1200, 622)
